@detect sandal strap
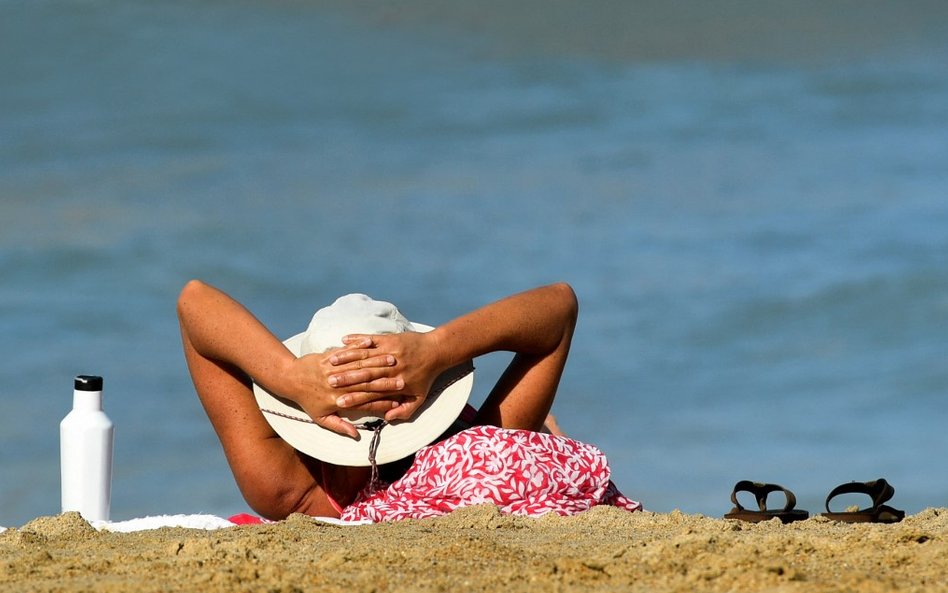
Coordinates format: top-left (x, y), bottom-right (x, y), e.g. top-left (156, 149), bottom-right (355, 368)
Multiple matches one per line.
top-left (731, 480), bottom-right (798, 513)
top-left (824, 478), bottom-right (895, 513)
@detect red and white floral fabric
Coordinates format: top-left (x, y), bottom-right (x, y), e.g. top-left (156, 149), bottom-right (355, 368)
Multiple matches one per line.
top-left (340, 425), bottom-right (641, 522)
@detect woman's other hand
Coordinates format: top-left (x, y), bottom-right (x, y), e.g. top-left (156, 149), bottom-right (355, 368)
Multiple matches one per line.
top-left (282, 339), bottom-right (403, 437)
top-left (330, 330), bottom-right (445, 423)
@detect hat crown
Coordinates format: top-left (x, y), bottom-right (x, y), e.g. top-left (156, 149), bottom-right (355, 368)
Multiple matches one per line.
top-left (300, 294), bottom-right (412, 355)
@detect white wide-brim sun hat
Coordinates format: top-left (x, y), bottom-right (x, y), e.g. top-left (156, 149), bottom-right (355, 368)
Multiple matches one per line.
top-left (252, 294), bottom-right (474, 466)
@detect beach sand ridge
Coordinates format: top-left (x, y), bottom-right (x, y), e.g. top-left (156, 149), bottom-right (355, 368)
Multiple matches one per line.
top-left (2, 506), bottom-right (946, 592)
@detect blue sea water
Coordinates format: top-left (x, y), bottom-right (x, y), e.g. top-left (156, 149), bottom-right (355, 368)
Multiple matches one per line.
top-left (1, 0), bottom-right (947, 527)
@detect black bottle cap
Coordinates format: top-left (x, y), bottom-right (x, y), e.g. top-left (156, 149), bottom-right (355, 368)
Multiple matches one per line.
top-left (75, 375), bottom-right (103, 391)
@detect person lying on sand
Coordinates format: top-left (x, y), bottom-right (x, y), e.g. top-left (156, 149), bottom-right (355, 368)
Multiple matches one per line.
top-left (177, 281), bottom-right (638, 521)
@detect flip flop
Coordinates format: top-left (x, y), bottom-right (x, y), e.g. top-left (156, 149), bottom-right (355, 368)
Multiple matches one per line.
top-left (821, 478), bottom-right (905, 523)
top-left (724, 480), bottom-right (810, 523)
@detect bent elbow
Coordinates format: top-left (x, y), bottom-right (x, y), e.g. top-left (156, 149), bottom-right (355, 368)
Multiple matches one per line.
top-left (176, 279), bottom-right (209, 319)
top-left (549, 281), bottom-right (579, 326)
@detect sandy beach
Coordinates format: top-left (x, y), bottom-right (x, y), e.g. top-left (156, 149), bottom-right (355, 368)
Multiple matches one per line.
top-left (2, 506), bottom-right (945, 592)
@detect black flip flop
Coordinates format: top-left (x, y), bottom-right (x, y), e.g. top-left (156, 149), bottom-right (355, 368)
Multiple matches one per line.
top-left (724, 480), bottom-right (810, 523)
top-left (821, 478), bottom-right (905, 523)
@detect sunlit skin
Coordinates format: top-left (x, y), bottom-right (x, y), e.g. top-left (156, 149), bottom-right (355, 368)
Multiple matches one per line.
top-left (177, 280), bottom-right (576, 520)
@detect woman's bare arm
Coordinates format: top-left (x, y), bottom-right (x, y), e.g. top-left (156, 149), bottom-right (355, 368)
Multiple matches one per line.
top-left (176, 280), bottom-right (401, 437)
top-left (334, 282), bottom-right (578, 431)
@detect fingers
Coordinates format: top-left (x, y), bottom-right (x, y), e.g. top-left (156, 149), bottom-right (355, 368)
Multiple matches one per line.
top-left (383, 398), bottom-right (422, 422)
top-left (337, 392), bottom-right (420, 421)
top-left (353, 398), bottom-right (401, 416)
top-left (335, 388), bottom-right (405, 409)
top-left (312, 400), bottom-right (401, 439)
top-left (329, 368), bottom-right (404, 390)
top-left (313, 414), bottom-right (359, 438)
top-left (340, 334), bottom-right (375, 348)
top-left (329, 348), bottom-right (394, 367)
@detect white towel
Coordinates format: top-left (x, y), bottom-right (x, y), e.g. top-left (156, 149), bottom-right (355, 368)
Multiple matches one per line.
top-left (92, 514), bottom-right (370, 532)
top-left (91, 514), bottom-right (238, 532)
top-left (0, 514), bottom-right (371, 533)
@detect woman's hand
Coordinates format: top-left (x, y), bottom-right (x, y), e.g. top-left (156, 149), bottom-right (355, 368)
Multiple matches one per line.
top-left (279, 338), bottom-right (404, 437)
top-left (329, 331), bottom-right (447, 423)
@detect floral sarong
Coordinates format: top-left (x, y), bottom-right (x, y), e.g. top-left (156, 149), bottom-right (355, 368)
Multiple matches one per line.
top-left (341, 425), bottom-right (641, 522)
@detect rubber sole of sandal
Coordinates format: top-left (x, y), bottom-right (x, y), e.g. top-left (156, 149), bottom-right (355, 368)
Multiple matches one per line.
top-left (725, 509), bottom-right (809, 523)
top-left (821, 505), bottom-right (905, 524)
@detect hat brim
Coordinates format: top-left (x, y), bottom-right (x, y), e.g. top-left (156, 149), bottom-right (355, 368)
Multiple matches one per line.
top-left (252, 323), bottom-right (474, 466)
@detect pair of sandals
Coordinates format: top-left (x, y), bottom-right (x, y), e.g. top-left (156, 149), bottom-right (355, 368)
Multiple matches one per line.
top-left (725, 478), bottom-right (905, 524)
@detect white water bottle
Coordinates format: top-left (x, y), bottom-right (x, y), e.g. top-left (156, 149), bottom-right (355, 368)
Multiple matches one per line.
top-left (60, 375), bottom-right (114, 522)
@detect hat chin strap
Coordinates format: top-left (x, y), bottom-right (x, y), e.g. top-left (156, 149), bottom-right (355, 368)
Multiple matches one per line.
top-left (355, 419), bottom-right (388, 494)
